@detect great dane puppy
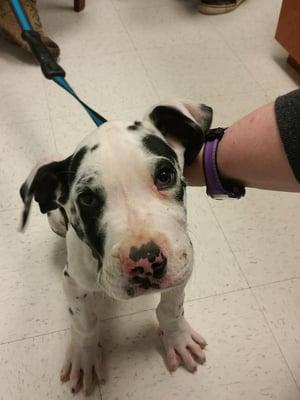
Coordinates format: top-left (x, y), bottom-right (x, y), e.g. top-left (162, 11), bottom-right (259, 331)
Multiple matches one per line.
top-left (20, 100), bottom-right (213, 395)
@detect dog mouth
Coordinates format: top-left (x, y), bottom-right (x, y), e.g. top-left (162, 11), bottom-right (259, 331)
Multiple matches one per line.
top-left (124, 268), bottom-right (188, 298)
top-left (100, 250), bottom-right (192, 300)
top-left (100, 271), bottom-right (172, 300)
top-left (125, 276), bottom-right (166, 298)
top-left (124, 253), bottom-right (168, 297)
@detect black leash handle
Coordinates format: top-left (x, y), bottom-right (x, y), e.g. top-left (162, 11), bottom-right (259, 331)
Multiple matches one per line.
top-left (10, 0), bottom-right (107, 127)
top-left (22, 31), bottom-right (65, 79)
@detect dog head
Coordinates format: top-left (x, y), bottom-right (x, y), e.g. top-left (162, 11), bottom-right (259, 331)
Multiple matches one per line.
top-left (20, 100), bottom-right (212, 300)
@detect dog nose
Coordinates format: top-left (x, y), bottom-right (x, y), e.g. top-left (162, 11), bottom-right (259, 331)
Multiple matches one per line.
top-left (126, 241), bottom-right (167, 288)
top-left (129, 241), bottom-right (161, 263)
top-left (151, 256), bottom-right (167, 278)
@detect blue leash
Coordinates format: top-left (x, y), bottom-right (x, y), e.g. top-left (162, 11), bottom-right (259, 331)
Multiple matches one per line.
top-left (9, 0), bottom-right (107, 127)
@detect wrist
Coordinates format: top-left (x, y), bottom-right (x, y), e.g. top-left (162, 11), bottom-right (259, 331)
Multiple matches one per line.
top-left (203, 128), bottom-right (245, 199)
top-left (216, 127), bottom-right (235, 182)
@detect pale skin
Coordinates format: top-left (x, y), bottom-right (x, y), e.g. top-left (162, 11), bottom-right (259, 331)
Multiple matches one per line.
top-left (185, 101), bottom-right (300, 193)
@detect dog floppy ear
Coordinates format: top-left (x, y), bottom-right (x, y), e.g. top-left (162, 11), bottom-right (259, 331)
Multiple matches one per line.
top-left (19, 156), bottom-right (72, 231)
top-left (147, 99), bottom-right (213, 165)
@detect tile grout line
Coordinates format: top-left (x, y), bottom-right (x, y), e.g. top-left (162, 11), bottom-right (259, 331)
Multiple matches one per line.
top-left (1, 277), bottom-right (299, 377)
top-left (207, 18), bottom-right (271, 94)
top-left (207, 200), bottom-right (300, 391)
top-left (250, 286), bottom-right (300, 392)
top-left (0, 287), bottom-right (251, 348)
top-left (206, 198), bottom-right (251, 288)
top-left (0, 327), bottom-right (104, 399)
top-left (0, 116), bottom-right (50, 128)
top-left (0, 327), bottom-right (69, 347)
top-left (41, 78), bottom-right (59, 153)
top-left (204, 17), bottom-right (300, 97)
top-left (1, 277), bottom-right (299, 348)
top-left (250, 276), bottom-right (300, 290)
top-left (112, 1), bottom-right (161, 102)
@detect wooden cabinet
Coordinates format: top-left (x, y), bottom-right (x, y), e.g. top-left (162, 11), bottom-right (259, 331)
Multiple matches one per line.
top-left (275, 0), bottom-right (300, 73)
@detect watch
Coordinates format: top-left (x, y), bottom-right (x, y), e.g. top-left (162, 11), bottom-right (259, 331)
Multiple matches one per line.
top-left (203, 128), bottom-right (245, 199)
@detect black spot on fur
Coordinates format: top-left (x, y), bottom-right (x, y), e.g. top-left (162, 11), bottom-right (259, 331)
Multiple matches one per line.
top-left (175, 180), bottom-right (186, 203)
top-left (129, 241), bottom-right (160, 263)
top-left (19, 148), bottom-right (89, 229)
top-left (143, 134), bottom-right (178, 163)
top-left (149, 106), bottom-right (205, 165)
top-left (90, 144), bottom-right (99, 152)
top-left (128, 124), bottom-right (138, 130)
top-left (64, 270), bottom-right (70, 277)
top-left (27, 156), bottom-right (72, 214)
top-left (68, 146), bottom-right (88, 186)
top-left (68, 307), bottom-right (74, 315)
top-left (83, 293), bottom-right (88, 299)
top-left (60, 207), bottom-right (69, 229)
top-left (77, 188), bottom-right (106, 260)
top-left (128, 121), bottom-right (142, 129)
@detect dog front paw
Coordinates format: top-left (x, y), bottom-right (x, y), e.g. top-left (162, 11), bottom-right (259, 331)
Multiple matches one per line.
top-left (159, 318), bottom-right (207, 373)
top-left (60, 341), bottom-right (104, 395)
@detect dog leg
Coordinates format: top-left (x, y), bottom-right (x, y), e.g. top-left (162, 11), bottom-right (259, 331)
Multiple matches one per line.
top-left (156, 286), bottom-right (207, 372)
top-left (61, 266), bottom-right (103, 395)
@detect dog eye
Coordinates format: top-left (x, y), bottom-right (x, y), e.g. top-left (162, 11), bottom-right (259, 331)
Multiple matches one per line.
top-left (155, 168), bottom-right (176, 190)
top-left (77, 191), bottom-right (99, 207)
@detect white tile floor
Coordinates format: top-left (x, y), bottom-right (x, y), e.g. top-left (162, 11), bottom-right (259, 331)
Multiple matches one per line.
top-left (0, 0), bottom-right (300, 399)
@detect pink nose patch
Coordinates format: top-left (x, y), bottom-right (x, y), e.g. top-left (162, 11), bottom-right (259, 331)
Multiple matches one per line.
top-left (121, 241), bottom-right (168, 296)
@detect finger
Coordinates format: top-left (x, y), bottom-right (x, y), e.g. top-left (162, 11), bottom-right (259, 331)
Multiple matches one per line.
top-left (83, 367), bottom-right (94, 396)
top-left (176, 348), bottom-right (198, 373)
top-left (187, 343), bottom-right (206, 364)
top-left (70, 367), bottom-right (82, 394)
top-left (94, 360), bottom-right (105, 384)
top-left (60, 360), bottom-right (71, 382)
top-left (60, 347), bottom-right (72, 382)
top-left (166, 348), bottom-right (181, 372)
top-left (191, 332), bottom-right (207, 349)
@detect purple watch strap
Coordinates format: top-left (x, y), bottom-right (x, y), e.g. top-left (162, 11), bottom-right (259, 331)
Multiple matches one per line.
top-left (203, 135), bottom-right (245, 199)
top-left (203, 138), bottom-right (227, 197)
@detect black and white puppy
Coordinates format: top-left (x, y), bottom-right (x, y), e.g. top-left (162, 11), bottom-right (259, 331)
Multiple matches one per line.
top-left (20, 100), bottom-right (213, 395)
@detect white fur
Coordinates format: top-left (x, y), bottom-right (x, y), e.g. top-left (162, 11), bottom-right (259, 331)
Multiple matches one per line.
top-left (24, 101), bottom-right (210, 395)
